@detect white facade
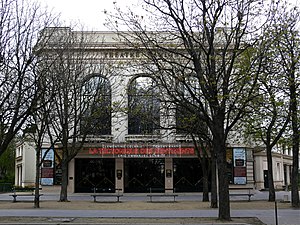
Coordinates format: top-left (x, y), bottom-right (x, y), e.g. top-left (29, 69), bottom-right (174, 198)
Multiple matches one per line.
top-left (14, 29), bottom-right (293, 192)
top-left (15, 138), bottom-right (36, 187)
top-left (254, 150), bottom-right (293, 190)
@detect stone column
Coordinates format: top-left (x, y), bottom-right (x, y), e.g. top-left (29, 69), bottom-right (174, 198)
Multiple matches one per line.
top-left (115, 158), bottom-right (124, 193)
top-left (68, 159), bottom-right (75, 193)
top-left (165, 158), bottom-right (173, 192)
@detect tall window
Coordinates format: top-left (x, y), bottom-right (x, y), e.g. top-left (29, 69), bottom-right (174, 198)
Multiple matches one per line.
top-left (128, 76), bottom-right (160, 135)
top-left (81, 75), bottom-right (111, 135)
top-left (175, 76), bottom-right (204, 135)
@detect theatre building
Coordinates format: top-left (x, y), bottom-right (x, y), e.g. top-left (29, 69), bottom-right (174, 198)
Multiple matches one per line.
top-left (66, 144), bottom-right (257, 193)
top-left (73, 144), bottom-right (202, 193)
top-left (14, 28), bottom-right (292, 193)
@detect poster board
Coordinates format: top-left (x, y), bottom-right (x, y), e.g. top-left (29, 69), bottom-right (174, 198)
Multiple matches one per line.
top-left (41, 149), bottom-right (54, 185)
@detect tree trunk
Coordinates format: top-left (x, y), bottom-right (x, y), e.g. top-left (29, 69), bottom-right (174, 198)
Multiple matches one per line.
top-left (59, 160), bottom-right (69, 202)
top-left (34, 150), bottom-right (40, 208)
top-left (210, 151), bottom-right (218, 208)
top-left (291, 117), bottom-right (299, 207)
top-left (266, 145), bottom-right (276, 201)
top-left (216, 144), bottom-right (230, 220)
top-left (291, 147), bottom-right (299, 207)
top-left (289, 70), bottom-right (300, 208)
top-left (212, 119), bottom-right (230, 220)
top-left (202, 159), bottom-right (209, 202)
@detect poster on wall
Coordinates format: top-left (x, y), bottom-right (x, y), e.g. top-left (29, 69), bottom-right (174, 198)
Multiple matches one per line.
top-left (233, 148), bottom-right (247, 184)
top-left (41, 149), bottom-right (54, 185)
top-left (234, 177), bottom-right (247, 184)
top-left (233, 148), bottom-right (246, 167)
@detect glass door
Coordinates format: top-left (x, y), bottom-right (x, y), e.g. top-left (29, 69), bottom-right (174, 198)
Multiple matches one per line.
top-left (75, 158), bottom-right (115, 193)
top-left (124, 158), bottom-right (165, 193)
top-left (173, 158), bottom-right (210, 192)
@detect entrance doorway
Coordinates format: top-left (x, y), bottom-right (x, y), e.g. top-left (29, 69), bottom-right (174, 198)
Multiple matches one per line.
top-left (75, 158), bottom-right (115, 193)
top-left (124, 158), bottom-right (165, 193)
top-left (173, 158), bottom-right (210, 192)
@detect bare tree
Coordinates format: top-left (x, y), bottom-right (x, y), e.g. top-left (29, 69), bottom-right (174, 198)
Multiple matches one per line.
top-left (0, 0), bottom-right (57, 157)
top-left (176, 103), bottom-right (214, 203)
top-left (39, 27), bottom-right (114, 201)
top-left (24, 72), bottom-right (58, 208)
top-left (242, 0), bottom-right (299, 205)
top-left (107, 0), bottom-right (273, 220)
top-left (271, 3), bottom-right (299, 208)
top-left (244, 67), bottom-right (290, 201)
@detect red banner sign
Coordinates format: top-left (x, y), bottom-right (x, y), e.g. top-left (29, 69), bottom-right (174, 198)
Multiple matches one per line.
top-left (87, 145), bottom-right (195, 158)
top-left (234, 167), bottom-right (247, 177)
top-left (41, 168), bottom-right (54, 178)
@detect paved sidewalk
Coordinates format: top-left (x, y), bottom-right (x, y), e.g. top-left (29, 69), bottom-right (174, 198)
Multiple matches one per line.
top-left (0, 187), bottom-right (299, 225)
top-left (0, 208), bottom-right (299, 225)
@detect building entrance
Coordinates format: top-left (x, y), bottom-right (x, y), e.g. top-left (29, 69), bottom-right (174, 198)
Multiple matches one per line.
top-left (124, 158), bottom-right (165, 193)
top-left (173, 158), bottom-right (210, 192)
top-left (75, 158), bottom-right (115, 193)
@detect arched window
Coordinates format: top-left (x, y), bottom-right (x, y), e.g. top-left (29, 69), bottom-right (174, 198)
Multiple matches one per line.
top-left (128, 76), bottom-right (160, 135)
top-left (81, 75), bottom-right (111, 135)
top-left (175, 76), bottom-right (205, 135)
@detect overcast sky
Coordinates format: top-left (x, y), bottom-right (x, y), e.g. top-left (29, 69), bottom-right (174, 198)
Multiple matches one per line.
top-left (37, 0), bottom-right (298, 31)
top-left (37, 0), bottom-right (139, 30)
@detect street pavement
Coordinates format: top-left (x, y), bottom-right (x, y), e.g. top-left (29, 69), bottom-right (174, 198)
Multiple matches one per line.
top-left (0, 208), bottom-right (299, 225)
top-left (0, 188), bottom-right (299, 225)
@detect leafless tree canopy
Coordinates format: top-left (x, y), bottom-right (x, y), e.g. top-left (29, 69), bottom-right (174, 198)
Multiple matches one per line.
top-left (37, 27), bottom-right (120, 202)
top-left (0, 0), bottom-right (57, 156)
top-left (107, 0), bottom-right (281, 220)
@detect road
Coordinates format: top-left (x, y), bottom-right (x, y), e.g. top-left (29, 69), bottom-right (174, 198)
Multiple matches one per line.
top-left (0, 188), bottom-right (299, 225)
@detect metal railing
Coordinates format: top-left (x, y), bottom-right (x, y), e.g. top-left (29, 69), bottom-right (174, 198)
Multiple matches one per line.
top-left (0, 183), bottom-right (13, 193)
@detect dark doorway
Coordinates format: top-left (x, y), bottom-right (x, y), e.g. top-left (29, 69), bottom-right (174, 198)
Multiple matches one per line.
top-left (124, 158), bottom-right (165, 193)
top-left (173, 158), bottom-right (210, 192)
top-left (263, 170), bottom-right (269, 189)
top-left (75, 158), bottom-right (115, 193)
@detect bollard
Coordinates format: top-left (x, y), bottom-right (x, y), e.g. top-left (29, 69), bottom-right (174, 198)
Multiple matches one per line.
top-left (274, 201), bottom-right (278, 225)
